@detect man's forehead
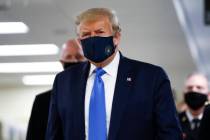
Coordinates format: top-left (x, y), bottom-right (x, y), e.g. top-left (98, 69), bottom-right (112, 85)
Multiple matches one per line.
top-left (64, 46), bottom-right (79, 54)
top-left (61, 44), bottom-right (81, 58)
top-left (185, 74), bottom-right (208, 87)
top-left (61, 49), bottom-right (82, 61)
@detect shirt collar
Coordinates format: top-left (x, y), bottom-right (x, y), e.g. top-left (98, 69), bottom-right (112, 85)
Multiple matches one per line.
top-left (186, 110), bottom-right (203, 122)
top-left (88, 51), bottom-right (120, 77)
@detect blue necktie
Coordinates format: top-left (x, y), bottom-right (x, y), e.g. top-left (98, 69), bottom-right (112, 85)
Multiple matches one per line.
top-left (89, 68), bottom-right (107, 140)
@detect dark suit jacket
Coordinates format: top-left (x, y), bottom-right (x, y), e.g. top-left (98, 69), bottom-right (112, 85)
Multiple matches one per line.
top-left (178, 111), bottom-right (199, 140)
top-left (199, 104), bottom-right (210, 140)
top-left (46, 55), bottom-right (182, 140)
top-left (26, 90), bottom-right (51, 140)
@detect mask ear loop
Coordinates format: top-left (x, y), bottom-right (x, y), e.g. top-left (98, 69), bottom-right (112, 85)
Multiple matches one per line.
top-left (75, 38), bottom-right (82, 48)
top-left (112, 31), bottom-right (120, 49)
top-left (75, 38), bottom-right (86, 57)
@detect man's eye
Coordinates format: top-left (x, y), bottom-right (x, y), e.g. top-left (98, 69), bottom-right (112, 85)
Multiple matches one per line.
top-left (76, 54), bottom-right (82, 60)
top-left (187, 86), bottom-right (193, 90)
top-left (96, 30), bottom-right (105, 34)
top-left (81, 33), bottom-right (90, 38)
top-left (197, 86), bottom-right (203, 89)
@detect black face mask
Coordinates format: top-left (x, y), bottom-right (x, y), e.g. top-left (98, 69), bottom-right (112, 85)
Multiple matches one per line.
top-left (63, 62), bottom-right (82, 70)
top-left (184, 91), bottom-right (207, 110)
top-left (81, 36), bottom-right (116, 63)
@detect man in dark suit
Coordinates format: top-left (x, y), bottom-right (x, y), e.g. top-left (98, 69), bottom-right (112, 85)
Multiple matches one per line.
top-left (26, 39), bottom-right (86, 140)
top-left (26, 90), bottom-right (51, 140)
top-left (178, 73), bottom-right (209, 140)
top-left (46, 7), bottom-right (182, 140)
top-left (199, 103), bottom-right (210, 140)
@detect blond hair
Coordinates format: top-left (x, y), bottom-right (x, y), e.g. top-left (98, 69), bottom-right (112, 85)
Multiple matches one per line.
top-left (75, 8), bottom-right (121, 34)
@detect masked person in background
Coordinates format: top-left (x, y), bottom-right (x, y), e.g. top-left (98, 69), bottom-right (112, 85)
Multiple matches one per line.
top-left (26, 39), bottom-right (86, 140)
top-left (178, 73), bottom-right (209, 140)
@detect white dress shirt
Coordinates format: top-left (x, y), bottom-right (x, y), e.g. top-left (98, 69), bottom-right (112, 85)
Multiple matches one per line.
top-left (186, 110), bottom-right (203, 129)
top-left (85, 51), bottom-right (120, 140)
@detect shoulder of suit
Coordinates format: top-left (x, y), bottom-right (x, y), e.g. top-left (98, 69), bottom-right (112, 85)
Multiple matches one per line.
top-left (123, 57), bottom-right (168, 79)
top-left (205, 101), bottom-right (210, 106)
top-left (56, 61), bottom-right (89, 77)
top-left (36, 90), bottom-right (52, 99)
top-left (123, 56), bottom-right (163, 70)
top-left (204, 101), bottom-right (210, 110)
top-left (120, 57), bottom-right (169, 80)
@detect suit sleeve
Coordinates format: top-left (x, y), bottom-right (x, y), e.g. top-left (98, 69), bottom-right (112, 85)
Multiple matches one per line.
top-left (45, 75), bottom-right (63, 140)
top-left (154, 67), bottom-right (183, 140)
top-left (26, 96), bottom-right (42, 140)
top-left (199, 105), bottom-right (210, 140)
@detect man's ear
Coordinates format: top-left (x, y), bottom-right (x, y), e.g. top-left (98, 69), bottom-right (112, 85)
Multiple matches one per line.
top-left (75, 38), bottom-right (82, 49)
top-left (113, 32), bottom-right (121, 47)
top-left (60, 60), bottom-right (64, 67)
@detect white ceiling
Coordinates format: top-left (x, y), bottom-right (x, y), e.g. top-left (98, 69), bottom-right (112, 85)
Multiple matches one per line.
top-left (0, 0), bottom-right (197, 97)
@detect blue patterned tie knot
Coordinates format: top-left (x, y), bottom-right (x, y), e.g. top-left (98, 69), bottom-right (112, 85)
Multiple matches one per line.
top-left (89, 67), bottom-right (107, 140)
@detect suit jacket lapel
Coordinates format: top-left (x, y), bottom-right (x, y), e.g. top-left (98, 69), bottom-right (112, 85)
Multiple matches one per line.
top-left (108, 56), bottom-right (134, 140)
top-left (72, 62), bottom-right (90, 140)
top-left (71, 55), bottom-right (134, 140)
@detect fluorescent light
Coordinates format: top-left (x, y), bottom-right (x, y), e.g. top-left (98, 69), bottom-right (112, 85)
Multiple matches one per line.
top-left (0, 44), bottom-right (59, 56)
top-left (0, 62), bottom-right (63, 73)
top-left (22, 74), bottom-right (56, 85)
top-left (0, 22), bottom-right (29, 34)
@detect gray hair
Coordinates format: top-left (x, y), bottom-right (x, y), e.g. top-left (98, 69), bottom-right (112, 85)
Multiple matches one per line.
top-left (186, 72), bottom-right (209, 82)
top-left (75, 8), bottom-right (121, 34)
top-left (185, 72), bottom-right (209, 89)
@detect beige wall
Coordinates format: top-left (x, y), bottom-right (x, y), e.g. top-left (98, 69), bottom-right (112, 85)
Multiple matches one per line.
top-left (0, 86), bottom-right (51, 125)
